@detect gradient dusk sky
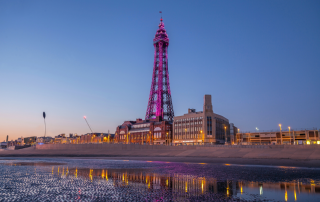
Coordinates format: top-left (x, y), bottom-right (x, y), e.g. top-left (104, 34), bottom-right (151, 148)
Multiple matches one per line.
top-left (0, 0), bottom-right (319, 141)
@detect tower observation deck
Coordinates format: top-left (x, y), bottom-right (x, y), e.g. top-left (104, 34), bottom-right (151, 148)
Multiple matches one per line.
top-left (145, 18), bottom-right (174, 121)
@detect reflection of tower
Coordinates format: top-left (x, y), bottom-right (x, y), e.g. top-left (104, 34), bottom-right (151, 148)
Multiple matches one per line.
top-left (146, 17), bottom-right (174, 121)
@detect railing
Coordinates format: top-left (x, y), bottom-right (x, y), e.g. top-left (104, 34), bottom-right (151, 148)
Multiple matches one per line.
top-left (239, 127), bottom-right (318, 133)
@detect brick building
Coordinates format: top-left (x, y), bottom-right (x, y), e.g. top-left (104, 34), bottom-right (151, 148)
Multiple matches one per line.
top-left (115, 116), bottom-right (172, 145)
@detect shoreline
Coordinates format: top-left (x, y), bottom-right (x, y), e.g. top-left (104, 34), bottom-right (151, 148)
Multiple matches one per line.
top-left (1, 155), bottom-right (320, 168)
top-left (1, 143), bottom-right (320, 168)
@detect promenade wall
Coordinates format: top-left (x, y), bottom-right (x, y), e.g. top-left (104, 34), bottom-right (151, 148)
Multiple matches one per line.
top-left (1, 143), bottom-right (319, 160)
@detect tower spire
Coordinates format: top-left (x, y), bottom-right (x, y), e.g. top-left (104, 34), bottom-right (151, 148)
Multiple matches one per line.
top-left (146, 17), bottom-right (174, 121)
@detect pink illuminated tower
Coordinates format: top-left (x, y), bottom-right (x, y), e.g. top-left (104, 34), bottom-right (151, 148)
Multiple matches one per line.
top-left (145, 17), bottom-right (174, 121)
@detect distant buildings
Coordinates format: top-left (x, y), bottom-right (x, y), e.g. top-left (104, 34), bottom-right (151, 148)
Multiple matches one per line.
top-left (80, 133), bottom-right (114, 144)
top-left (236, 129), bottom-right (320, 145)
top-left (24, 136), bottom-right (37, 145)
top-left (37, 136), bottom-right (54, 144)
top-left (172, 95), bottom-right (234, 145)
top-left (230, 123), bottom-right (238, 145)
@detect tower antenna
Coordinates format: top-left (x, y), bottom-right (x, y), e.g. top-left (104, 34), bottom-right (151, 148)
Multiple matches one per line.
top-left (159, 11), bottom-right (162, 18)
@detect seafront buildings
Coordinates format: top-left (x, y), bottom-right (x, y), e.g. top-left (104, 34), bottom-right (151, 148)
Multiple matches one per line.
top-left (236, 129), bottom-right (320, 145)
top-left (172, 95), bottom-right (235, 145)
top-left (115, 116), bottom-right (172, 145)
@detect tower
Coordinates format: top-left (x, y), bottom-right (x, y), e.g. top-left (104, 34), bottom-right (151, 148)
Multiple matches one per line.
top-left (146, 17), bottom-right (174, 121)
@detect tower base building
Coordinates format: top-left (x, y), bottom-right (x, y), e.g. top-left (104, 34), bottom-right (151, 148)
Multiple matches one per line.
top-left (115, 116), bottom-right (173, 145)
top-left (173, 95), bottom-right (232, 145)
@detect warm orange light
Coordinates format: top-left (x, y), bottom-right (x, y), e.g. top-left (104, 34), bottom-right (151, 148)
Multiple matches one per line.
top-left (285, 190), bottom-right (287, 201)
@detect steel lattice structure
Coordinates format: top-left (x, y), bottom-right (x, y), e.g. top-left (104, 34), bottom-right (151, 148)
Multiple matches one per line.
top-left (146, 18), bottom-right (174, 121)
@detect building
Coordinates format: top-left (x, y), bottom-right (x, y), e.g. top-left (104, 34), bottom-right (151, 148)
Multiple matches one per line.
top-left (115, 116), bottom-right (172, 145)
top-left (173, 95), bottom-right (232, 145)
top-left (16, 138), bottom-right (24, 145)
top-left (24, 136), bottom-right (37, 145)
top-left (80, 133), bottom-right (114, 144)
top-left (145, 17), bottom-right (174, 121)
top-left (37, 136), bottom-right (54, 144)
top-left (236, 129), bottom-right (319, 145)
top-left (229, 123), bottom-right (238, 145)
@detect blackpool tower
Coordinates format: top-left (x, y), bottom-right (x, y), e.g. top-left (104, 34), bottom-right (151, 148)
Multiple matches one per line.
top-left (145, 17), bottom-right (174, 121)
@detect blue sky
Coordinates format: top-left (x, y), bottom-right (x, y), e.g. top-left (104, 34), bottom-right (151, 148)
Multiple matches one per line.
top-left (0, 0), bottom-right (319, 140)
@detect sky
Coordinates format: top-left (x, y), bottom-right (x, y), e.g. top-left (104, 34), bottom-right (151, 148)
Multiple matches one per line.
top-left (0, 0), bottom-right (319, 141)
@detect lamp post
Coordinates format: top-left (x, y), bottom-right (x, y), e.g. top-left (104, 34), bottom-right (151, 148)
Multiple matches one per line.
top-left (224, 126), bottom-right (227, 145)
top-left (288, 127), bottom-right (291, 145)
top-left (142, 133), bottom-right (144, 145)
top-left (83, 116), bottom-right (94, 134)
top-left (200, 130), bottom-right (203, 145)
top-left (279, 124), bottom-right (282, 145)
top-left (126, 133), bottom-right (128, 144)
top-left (166, 132), bottom-right (169, 145)
top-left (43, 112), bottom-right (46, 138)
top-left (184, 128), bottom-right (187, 145)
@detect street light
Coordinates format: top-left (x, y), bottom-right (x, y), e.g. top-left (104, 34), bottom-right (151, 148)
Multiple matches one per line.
top-left (279, 124), bottom-right (282, 144)
top-left (43, 112), bottom-right (46, 138)
top-left (83, 116), bottom-right (94, 135)
top-left (288, 126), bottom-right (291, 144)
top-left (224, 126), bottom-right (227, 144)
top-left (127, 132), bottom-right (130, 144)
top-left (185, 128), bottom-right (187, 141)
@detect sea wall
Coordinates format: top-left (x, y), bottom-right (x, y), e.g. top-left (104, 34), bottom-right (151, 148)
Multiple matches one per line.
top-left (1, 144), bottom-right (320, 160)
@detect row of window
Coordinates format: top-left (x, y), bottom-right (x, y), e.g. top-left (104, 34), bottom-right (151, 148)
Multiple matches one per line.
top-left (154, 132), bottom-right (162, 139)
top-left (174, 127), bottom-right (203, 133)
top-left (175, 117), bottom-right (203, 122)
top-left (174, 134), bottom-right (202, 140)
top-left (131, 124), bottom-right (150, 129)
top-left (175, 121), bottom-right (202, 127)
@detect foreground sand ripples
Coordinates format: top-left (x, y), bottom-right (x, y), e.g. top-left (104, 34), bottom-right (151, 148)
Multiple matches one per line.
top-left (0, 158), bottom-right (320, 201)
